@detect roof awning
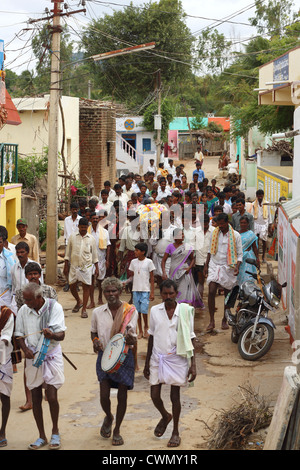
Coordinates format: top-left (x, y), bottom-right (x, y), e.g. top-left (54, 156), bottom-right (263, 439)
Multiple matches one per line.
top-left (2, 88), bottom-right (22, 126)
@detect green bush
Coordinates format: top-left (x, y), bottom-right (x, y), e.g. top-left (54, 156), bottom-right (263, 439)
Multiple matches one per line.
top-left (18, 152), bottom-right (48, 190)
top-left (39, 219), bottom-right (62, 250)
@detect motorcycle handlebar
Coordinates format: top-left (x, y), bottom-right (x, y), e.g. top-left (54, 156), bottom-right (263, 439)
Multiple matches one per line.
top-left (245, 271), bottom-right (257, 278)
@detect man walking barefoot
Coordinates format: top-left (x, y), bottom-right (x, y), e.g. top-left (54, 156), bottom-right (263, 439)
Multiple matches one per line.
top-left (144, 279), bottom-right (196, 447)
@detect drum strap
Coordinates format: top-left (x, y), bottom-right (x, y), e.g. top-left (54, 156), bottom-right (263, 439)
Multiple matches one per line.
top-left (40, 299), bottom-right (56, 330)
top-left (0, 306), bottom-right (14, 332)
top-left (120, 305), bottom-right (136, 335)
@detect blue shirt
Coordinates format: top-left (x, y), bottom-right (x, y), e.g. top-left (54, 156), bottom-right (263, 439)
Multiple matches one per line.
top-left (193, 169), bottom-right (205, 182)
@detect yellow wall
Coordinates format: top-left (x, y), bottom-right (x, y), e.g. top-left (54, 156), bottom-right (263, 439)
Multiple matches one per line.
top-left (257, 166), bottom-right (292, 217)
top-left (0, 184), bottom-right (22, 240)
top-left (258, 47), bottom-right (300, 106)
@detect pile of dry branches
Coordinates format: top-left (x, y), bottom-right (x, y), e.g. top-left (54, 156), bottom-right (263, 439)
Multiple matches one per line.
top-left (265, 140), bottom-right (293, 159)
top-left (202, 385), bottom-right (273, 450)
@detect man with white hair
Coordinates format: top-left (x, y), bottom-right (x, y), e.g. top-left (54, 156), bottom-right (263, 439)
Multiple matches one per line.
top-left (15, 283), bottom-right (66, 450)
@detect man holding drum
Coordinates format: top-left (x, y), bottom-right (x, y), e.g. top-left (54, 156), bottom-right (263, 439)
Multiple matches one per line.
top-left (91, 277), bottom-right (138, 446)
top-left (15, 283), bottom-right (66, 450)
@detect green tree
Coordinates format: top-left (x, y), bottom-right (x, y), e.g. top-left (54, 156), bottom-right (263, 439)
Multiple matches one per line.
top-left (249, 0), bottom-right (295, 37)
top-left (143, 98), bottom-right (176, 141)
top-left (82, 0), bottom-right (194, 109)
top-left (31, 23), bottom-right (74, 95)
top-left (197, 29), bottom-right (232, 75)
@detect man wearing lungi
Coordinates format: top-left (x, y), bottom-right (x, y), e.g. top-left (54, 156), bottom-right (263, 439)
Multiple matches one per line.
top-left (64, 217), bottom-right (98, 318)
top-left (91, 277), bottom-right (138, 446)
top-left (87, 212), bottom-right (111, 308)
top-left (15, 262), bottom-right (58, 413)
top-left (251, 189), bottom-right (272, 263)
top-left (204, 213), bottom-right (243, 332)
top-left (0, 306), bottom-right (15, 447)
top-left (15, 283), bottom-right (66, 450)
top-left (144, 279), bottom-right (197, 448)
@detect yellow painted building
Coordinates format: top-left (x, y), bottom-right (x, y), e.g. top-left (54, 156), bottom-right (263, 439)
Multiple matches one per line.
top-left (0, 183), bottom-right (22, 240)
top-left (258, 45), bottom-right (300, 107)
top-left (257, 166), bottom-right (293, 217)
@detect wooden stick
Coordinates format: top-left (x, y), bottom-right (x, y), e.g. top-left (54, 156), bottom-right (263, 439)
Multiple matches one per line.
top-left (15, 331), bottom-right (42, 340)
top-left (62, 352), bottom-right (77, 370)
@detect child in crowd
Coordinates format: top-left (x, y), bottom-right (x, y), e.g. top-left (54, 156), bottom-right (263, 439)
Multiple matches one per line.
top-left (128, 243), bottom-right (155, 339)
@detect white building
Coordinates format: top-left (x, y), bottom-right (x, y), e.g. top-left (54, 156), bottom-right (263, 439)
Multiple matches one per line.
top-left (0, 94), bottom-right (80, 179)
top-left (115, 116), bottom-right (156, 176)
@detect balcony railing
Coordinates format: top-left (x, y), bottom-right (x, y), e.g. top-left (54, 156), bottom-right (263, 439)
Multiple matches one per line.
top-left (0, 143), bottom-right (18, 185)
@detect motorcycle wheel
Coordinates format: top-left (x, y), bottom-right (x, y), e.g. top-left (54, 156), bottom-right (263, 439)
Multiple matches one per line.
top-left (237, 323), bottom-right (274, 361)
top-left (231, 327), bottom-right (239, 344)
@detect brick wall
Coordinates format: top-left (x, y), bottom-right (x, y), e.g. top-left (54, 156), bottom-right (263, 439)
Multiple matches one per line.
top-left (79, 100), bottom-right (116, 196)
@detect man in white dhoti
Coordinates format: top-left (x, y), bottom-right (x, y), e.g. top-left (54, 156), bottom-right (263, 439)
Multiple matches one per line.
top-left (0, 306), bottom-right (15, 447)
top-left (144, 279), bottom-right (196, 448)
top-left (64, 217), bottom-right (99, 318)
top-left (15, 283), bottom-right (67, 450)
top-left (251, 189), bottom-right (272, 263)
top-left (88, 212), bottom-right (111, 307)
top-left (204, 213), bottom-right (243, 332)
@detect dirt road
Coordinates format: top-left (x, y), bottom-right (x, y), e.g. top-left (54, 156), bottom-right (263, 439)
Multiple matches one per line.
top-left (3, 156), bottom-right (293, 451)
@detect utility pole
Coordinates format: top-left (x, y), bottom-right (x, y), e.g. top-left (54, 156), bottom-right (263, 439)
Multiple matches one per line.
top-left (44, 0), bottom-right (86, 284)
top-left (46, 0), bottom-right (63, 284)
top-left (155, 69), bottom-right (162, 168)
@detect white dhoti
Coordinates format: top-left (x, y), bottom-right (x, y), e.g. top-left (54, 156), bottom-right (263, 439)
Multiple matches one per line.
top-left (254, 222), bottom-right (268, 241)
top-left (207, 259), bottom-right (238, 291)
top-left (92, 250), bottom-right (107, 281)
top-left (152, 252), bottom-right (170, 277)
top-left (69, 265), bottom-right (93, 285)
top-left (25, 344), bottom-right (65, 390)
top-left (149, 347), bottom-right (189, 387)
top-left (0, 357), bottom-right (13, 397)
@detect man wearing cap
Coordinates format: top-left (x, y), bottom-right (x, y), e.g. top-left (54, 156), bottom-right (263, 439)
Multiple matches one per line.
top-left (11, 219), bottom-right (39, 263)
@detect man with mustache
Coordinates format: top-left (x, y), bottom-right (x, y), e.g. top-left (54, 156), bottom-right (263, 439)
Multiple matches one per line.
top-left (91, 277), bottom-right (138, 447)
top-left (144, 279), bottom-right (196, 448)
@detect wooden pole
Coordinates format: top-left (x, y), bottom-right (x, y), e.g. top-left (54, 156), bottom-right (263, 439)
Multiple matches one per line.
top-left (156, 70), bottom-right (161, 168)
top-left (46, 0), bottom-right (63, 284)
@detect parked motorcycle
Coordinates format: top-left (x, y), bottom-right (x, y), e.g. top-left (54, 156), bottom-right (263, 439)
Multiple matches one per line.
top-left (225, 258), bottom-right (287, 361)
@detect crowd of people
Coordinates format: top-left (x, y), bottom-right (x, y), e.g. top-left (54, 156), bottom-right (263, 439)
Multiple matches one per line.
top-left (0, 153), bottom-right (277, 449)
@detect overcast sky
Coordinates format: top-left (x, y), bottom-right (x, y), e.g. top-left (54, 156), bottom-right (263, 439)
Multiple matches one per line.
top-left (1, 0), bottom-right (263, 73)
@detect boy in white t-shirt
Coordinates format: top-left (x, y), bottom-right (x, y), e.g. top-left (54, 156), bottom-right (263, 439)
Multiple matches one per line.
top-left (128, 243), bottom-right (155, 339)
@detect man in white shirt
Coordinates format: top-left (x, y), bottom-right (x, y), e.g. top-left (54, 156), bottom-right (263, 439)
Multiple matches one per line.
top-left (195, 214), bottom-right (214, 298)
top-left (64, 218), bottom-right (98, 318)
top-left (10, 242), bottom-right (43, 313)
top-left (88, 212), bottom-right (111, 307)
top-left (100, 181), bottom-right (116, 203)
top-left (143, 279), bottom-right (196, 448)
top-left (165, 159), bottom-right (176, 179)
top-left (194, 146), bottom-right (204, 166)
top-left (97, 189), bottom-right (113, 215)
top-left (123, 177), bottom-right (135, 200)
top-left (156, 178), bottom-right (172, 202)
top-left (204, 213), bottom-right (243, 332)
top-left (64, 202), bottom-right (82, 245)
top-left (147, 159), bottom-right (157, 175)
top-left (91, 277), bottom-right (138, 446)
top-left (251, 189), bottom-right (272, 262)
top-left (63, 202), bottom-right (82, 292)
top-left (15, 283), bottom-right (66, 450)
top-left (112, 184), bottom-right (129, 210)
